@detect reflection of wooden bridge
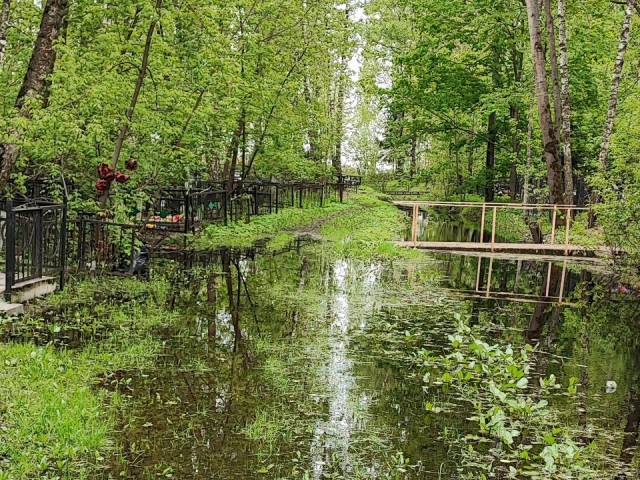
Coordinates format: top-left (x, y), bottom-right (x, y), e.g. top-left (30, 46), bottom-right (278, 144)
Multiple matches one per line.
top-left (393, 201), bottom-right (617, 259)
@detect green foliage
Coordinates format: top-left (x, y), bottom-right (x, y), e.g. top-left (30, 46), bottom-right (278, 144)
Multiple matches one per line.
top-left (420, 317), bottom-right (606, 479)
top-left (0, 278), bottom-right (175, 479)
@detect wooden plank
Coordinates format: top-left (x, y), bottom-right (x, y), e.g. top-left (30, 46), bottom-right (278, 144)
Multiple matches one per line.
top-left (550, 208), bottom-right (557, 244)
top-left (392, 201), bottom-right (590, 211)
top-left (392, 241), bottom-right (619, 257)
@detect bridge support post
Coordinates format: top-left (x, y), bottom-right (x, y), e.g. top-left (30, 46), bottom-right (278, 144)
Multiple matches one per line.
top-left (480, 204), bottom-right (486, 243)
top-left (559, 261), bottom-right (568, 303)
top-left (411, 204), bottom-right (419, 246)
top-left (551, 208), bottom-right (558, 244)
top-left (564, 208), bottom-right (571, 256)
top-left (491, 206), bottom-right (497, 251)
top-left (486, 257), bottom-right (494, 298)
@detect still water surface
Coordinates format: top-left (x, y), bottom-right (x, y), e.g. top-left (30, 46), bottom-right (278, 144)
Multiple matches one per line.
top-left (87, 228), bottom-right (640, 479)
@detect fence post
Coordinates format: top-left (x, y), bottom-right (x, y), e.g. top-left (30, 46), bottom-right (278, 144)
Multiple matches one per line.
top-left (35, 208), bottom-right (43, 279)
top-left (5, 200), bottom-right (15, 301)
top-left (321, 185), bottom-right (325, 207)
top-left (78, 214), bottom-right (86, 269)
top-left (59, 204), bottom-right (68, 291)
top-left (129, 228), bottom-right (136, 275)
top-left (299, 187), bottom-right (303, 209)
top-left (184, 191), bottom-right (191, 234)
top-left (275, 185), bottom-right (279, 214)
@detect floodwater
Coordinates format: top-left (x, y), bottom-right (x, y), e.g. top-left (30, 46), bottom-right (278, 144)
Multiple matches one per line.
top-left (103, 232), bottom-right (639, 478)
top-left (5, 223), bottom-right (640, 478)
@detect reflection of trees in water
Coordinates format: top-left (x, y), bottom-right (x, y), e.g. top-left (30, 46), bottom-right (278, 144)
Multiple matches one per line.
top-left (527, 267), bottom-right (640, 476)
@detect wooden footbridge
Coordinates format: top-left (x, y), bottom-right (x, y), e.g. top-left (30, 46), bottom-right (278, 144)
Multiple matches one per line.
top-left (394, 201), bottom-right (617, 259)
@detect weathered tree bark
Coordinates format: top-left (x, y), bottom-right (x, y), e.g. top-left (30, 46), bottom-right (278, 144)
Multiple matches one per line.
top-left (0, 0), bottom-right (10, 66)
top-left (598, 0), bottom-right (635, 172)
top-left (484, 111), bottom-right (497, 202)
top-left (525, 0), bottom-right (565, 205)
top-left (542, 0), bottom-right (563, 136)
top-left (558, 0), bottom-right (574, 205)
top-left (0, 0), bottom-right (68, 191)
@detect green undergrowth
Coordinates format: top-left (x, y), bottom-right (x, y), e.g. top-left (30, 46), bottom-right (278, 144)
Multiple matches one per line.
top-left (196, 196), bottom-right (356, 249)
top-left (0, 278), bottom-right (176, 479)
top-left (319, 192), bottom-right (416, 259)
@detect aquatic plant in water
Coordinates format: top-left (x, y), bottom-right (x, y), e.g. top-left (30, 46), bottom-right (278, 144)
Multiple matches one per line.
top-left (421, 315), bottom-right (608, 479)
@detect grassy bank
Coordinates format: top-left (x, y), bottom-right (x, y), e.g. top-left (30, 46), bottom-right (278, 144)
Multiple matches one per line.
top-left (319, 192), bottom-right (414, 259)
top-left (197, 188), bottom-right (410, 252)
top-left (0, 278), bottom-right (174, 479)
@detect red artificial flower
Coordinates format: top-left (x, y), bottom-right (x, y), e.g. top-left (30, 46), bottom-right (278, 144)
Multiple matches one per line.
top-left (115, 172), bottom-right (131, 184)
top-left (125, 158), bottom-right (139, 171)
top-left (96, 179), bottom-right (109, 193)
top-left (97, 163), bottom-right (114, 180)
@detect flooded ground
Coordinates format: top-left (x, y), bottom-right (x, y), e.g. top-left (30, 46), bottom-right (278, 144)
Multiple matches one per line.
top-left (3, 225), bottom-right (640, 478)
top-left (100, 239), bottom-right (639, 478)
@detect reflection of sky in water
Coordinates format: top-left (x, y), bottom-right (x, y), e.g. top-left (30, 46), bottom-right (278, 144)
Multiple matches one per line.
top-left (310, 260), bottom-right (382, 478)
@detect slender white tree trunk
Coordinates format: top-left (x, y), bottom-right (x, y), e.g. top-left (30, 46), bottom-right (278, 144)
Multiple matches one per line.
top-left (542, 0), bottom-right (563, 136)
top-left (525, 0), bottom-right (565, 205)
top-left (598, 0), bottom-right (636, 172)
top-left (558, 0), bottom-right (574, 205)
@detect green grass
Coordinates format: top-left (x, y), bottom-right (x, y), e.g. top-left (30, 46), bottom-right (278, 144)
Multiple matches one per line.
top-left (0, 279), bottom-right (174, 480)
top-left (196, 188), bottom-right (408, 250)
top-left (320, 192), bottom-right (416, 259)
top-left (196, 197), bottom-right (355, 248)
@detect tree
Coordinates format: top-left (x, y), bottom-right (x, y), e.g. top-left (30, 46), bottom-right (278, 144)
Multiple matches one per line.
top-left (524, 0), bottom-right (565, 205)
top-left (0, 0), bottom-right (68, 190)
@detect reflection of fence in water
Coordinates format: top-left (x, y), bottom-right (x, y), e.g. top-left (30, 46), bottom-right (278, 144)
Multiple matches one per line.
top-left (472, 256), bottom-right (574, 304)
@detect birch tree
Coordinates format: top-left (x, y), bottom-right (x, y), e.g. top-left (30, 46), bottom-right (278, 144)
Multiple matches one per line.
top-left (525, 0), bottom-right (565, 205)
top-left (598, 0), bottom-right (636, 172)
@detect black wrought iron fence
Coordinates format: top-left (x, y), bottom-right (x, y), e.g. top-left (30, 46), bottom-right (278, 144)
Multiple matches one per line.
top-left (4, 199), bottom-right (67, 300)
top-left (72, 215), bottom-right (140, 275)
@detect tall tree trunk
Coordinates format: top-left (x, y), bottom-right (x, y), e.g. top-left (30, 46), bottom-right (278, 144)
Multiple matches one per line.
top-left (409, 132), bottom-right (417, 180)
top-left (0, 0), bottom-right (68, 190)
top-left (484, 111), bottom-right (497, 202)
top-left (510, 104), bottom-right (520, 201)
top-left (332, 69), bottom-right (345, 176)
top-left (0, 0), bottom-right (10, 66)
top-left (525, 0), bottom-right (565, 205)
top-left (109, 0), bottom-right (162, 174)
top-left (542, 0), bottom-right (563, 136)
top-left (558, 0), bottom-right (574, 205)
top-left (598, 0), bottom-right (636, 172)
top-left (510, 43), bottom-right (524, 202)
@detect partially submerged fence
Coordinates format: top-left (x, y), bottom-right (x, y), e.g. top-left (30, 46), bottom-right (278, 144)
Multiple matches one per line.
top-left (0, 178), bottom-right (361, 299)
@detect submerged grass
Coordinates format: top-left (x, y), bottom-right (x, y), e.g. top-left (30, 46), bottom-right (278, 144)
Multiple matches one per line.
top-left (0, 278), bottom-right (175, 479)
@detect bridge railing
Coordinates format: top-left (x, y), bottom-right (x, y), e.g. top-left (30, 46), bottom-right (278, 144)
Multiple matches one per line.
top-left (396, 201), bottom-right (592, 256)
